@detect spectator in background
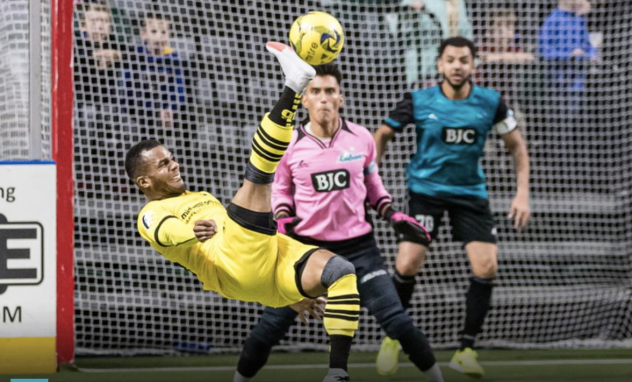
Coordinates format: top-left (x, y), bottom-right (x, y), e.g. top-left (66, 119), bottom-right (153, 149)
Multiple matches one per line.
top-left (75, 0), bottom-right (124, 109)
top-left (478, 7), bottom-right (534, 107)
top-left (395, 0), bottom-right (473, 87)
top-left (539, 0), bottom-right (597, 110)
top-left (74, 0), bottom-right (131, 201)
top-left (123, 12), bottom-right (185, 133)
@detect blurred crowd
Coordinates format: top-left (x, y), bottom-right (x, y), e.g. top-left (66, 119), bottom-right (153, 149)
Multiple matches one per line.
top-left (72, 0), bottom-right (625, 201)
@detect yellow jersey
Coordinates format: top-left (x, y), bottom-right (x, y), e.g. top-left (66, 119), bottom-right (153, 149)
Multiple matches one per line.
top-left (137, 191), bottom-right (313, 307)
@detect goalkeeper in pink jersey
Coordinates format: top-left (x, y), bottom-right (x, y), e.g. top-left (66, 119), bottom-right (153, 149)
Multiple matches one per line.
top-left (233, 64), bottom-right (444, 382)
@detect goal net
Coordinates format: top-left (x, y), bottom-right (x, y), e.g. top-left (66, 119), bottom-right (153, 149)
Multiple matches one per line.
top-left (68, 0), bottom-right (632, 355)
top-left (0, 0), bottom-right (51, 159)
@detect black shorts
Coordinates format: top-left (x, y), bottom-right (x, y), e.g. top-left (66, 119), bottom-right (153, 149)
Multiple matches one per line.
top-left (404, 191), bottom-right (498, 246)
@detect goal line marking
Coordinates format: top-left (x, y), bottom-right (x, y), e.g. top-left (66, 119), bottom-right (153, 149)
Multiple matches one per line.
top-left (77, 358), bottom-right (632, 373)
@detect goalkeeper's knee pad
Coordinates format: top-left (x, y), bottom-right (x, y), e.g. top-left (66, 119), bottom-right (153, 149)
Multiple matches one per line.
top-left (321, 255), bottom-right (355, 288)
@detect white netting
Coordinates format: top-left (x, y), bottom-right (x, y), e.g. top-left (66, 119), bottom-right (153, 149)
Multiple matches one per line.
top-left (0, 0), bottom-right (51, 160)
top-left (70, 0), bottom-right (632, 355)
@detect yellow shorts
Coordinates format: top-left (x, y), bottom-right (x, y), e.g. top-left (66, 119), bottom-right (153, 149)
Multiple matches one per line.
top-left (209, 214), bottom-right (317, 308)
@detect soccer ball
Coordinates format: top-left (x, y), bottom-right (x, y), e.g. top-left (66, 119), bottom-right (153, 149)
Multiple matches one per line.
top-left (289, 11), bottom-right (344, 66)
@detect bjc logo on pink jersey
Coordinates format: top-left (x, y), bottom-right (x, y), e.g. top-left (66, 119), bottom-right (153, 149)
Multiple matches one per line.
top-left (311, 170), bottom-right (350, 192)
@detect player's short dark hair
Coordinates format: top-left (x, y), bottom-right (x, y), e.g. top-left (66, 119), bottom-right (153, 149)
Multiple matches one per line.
top-left (125, 139), bottom-right (162, 181)
top-left (438, 36), bottom-right (478, 59)
top-left (314, 63), bottom-right (343, 88)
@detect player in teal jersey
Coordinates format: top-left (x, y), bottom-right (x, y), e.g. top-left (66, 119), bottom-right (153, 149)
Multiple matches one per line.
top-left (374, 36), bottom-right (531, 379)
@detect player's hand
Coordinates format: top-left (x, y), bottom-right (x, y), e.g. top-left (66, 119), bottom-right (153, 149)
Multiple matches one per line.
top-left (383, 207), bottom-right (431, 246)
top-left (289, 297), bottom-right (326, 324)
top-left (277, 216), bottom-right (301, 235)
top-left (508, 193), bottom-right (530, 229)
top-left (193, 219), bottom-right (217, 242)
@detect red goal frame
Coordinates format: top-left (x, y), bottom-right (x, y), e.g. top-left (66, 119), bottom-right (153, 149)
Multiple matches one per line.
top-left (52, 0), bottom-right (75, 365)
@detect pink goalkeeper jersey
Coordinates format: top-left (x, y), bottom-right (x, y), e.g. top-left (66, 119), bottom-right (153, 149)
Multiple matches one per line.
top-left (272, 119), bottom-right (392, 241)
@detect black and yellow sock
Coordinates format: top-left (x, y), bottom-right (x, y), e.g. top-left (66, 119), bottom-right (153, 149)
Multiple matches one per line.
top-left (245, 86), bottom-right (301, 184)
top-left (323, 274), bottom-right (360, 337)
top-left (324, 274), bottom-right (359, 373)
top-left (317, 255), bottom-right (359, 372)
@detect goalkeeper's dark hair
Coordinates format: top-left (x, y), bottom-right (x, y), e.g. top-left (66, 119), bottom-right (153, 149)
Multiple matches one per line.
top-left (438, 36), bottom-right (477, 59)
top-left (125, 139), bottom-right (163, 181)
top-left (314, 63), bottom-right (343, 88)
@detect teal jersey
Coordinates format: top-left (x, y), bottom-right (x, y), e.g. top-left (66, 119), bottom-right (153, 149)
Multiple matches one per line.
top-left (384, 84), bottom-right (514, 199)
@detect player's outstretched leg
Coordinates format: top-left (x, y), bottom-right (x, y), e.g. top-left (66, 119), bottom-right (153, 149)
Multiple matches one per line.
top-left (300, 251), bottom-right (360, 382)
top-left (244, 42), bottom-right (316, 185)
top-left (233, 42), bottom-right (314, 213)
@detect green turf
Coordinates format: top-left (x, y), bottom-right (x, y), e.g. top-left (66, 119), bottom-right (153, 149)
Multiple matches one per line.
top-left (4, 349), bottom-right (632, 382)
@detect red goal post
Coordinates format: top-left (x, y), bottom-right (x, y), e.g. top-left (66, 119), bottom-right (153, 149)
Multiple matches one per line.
top-left (53, 0), bottom-right (75, 366)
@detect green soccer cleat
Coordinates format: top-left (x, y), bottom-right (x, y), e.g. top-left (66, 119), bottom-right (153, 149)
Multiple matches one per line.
top-left (449, 348), bottom-right (485, 379)
top-left (376, 336), bottom-right (400, 376)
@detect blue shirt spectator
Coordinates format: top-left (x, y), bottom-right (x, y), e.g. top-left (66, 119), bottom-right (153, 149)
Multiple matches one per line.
top-left (122, 13), bottom-right (185, 127)
top-left (123, 45), bottom-right (185, 111)
top-left (539, 4), bottom-right (596, 93)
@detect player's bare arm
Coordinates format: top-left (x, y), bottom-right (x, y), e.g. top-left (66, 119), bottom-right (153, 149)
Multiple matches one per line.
top-left (502, 128), bottom-right (531, 229)
top-left (374, 124), bottom-right (395, 166)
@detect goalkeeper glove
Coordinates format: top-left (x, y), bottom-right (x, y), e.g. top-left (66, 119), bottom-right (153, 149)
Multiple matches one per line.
top-left (277, 216), bottom-right (302, 235)
top-left (382, 206), bottom-right (431, 246)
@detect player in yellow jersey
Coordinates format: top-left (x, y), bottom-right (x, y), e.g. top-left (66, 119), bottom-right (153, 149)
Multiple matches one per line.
top-left (125, 42), bottom-right (358, 382)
